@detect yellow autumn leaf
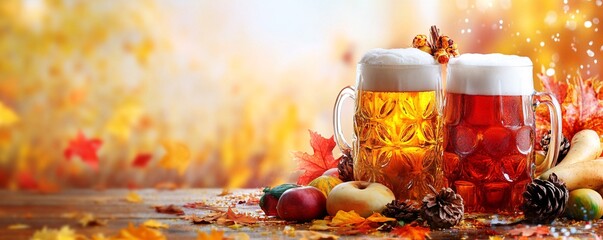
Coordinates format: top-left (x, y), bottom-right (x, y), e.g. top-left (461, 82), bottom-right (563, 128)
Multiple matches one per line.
top-left (31, 226), bottom-right (76, 240)
top-left (196, 229), bottom-right (224, 240)
top-left (105, 100), bottom-right (142, 140)
top-left (143, 219), bottom-right (169, 229)
top-left (115, 223), bottom-right (166, 240)
top-left (329, 210), bottom-right (365, 226)
top-left (125, 191), bottom-right (143, 203)
top-left (0, 101), bottom-right (18, 127)
top-left (7, 223), bottom-right (29, 230)
top-left (365, 213), bottom-right (396, 223)
top-left (78, 213), bottom-right (107, 227)
top-left (159, 141), bottom-right (191, 175)
top-left (309, 220), bottom-right (334, 231)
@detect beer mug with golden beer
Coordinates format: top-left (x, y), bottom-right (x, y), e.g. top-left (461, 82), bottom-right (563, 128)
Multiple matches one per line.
top-left (333, 48), bottom-right (444, 200)
top-left (443, 54), bottom-right (562, 213)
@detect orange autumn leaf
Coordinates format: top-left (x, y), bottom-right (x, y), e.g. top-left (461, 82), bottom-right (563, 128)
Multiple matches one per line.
top-left (330, 210), bottom-right (366, 226)
top-left (159, 141), bottom-right (191, 175)
top-left (390, 223), bottom-right (431, 240)
top-left (536, 72), bottom-right (603, 143)
top-left (224, 207), bottom-right (258, 225)
top-left (294, 130), bottom-right (339, 185)
top-left (196, 229), bottom-right (224, 240)
top-left (365, 213), bottom-right (396, 223)
top-left (115, 223), bottom-right (166, 240)
top-left (63, 131), bottom-right (102, 170)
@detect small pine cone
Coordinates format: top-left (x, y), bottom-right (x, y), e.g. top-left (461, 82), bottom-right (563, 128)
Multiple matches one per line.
top-left (421, 186), bottom-right (464, 229)
top-left (540, 130), bottom-right (571, 163)
top-left (413, 34), bottom-right (429, 48)
top-left (382, 200), bottom-right (420, 223)
top-left (521, 173), bottom-right (569, 224)
top-left (337, 150), bottom-right (354, 182)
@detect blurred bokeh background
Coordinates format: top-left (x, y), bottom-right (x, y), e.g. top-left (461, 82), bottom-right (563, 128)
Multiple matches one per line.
top-left (0, 0), bottom-right (600, 190)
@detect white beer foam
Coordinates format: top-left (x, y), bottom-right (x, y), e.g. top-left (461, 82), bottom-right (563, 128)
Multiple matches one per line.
top-left (359, 48), bottom-right (440, 92)
top-left (447, 53), bottom-right (534, 95)
top-left (360, 48), bottom-right (436, 65)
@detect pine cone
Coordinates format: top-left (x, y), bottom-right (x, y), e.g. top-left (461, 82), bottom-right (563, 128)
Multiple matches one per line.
top-left (521, 173), bottom-right (569, 224)
top-left (540, 130), bottom-right (571, 163)
top-left (420, 186), bottom-right (464, 229)
top-left (337, 150), bottom-right (354, 182)
top-left (382, 200), bottom-right (420, 223)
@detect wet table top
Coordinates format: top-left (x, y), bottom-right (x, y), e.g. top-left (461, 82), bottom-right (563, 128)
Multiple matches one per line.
top-left (0, 189), bottom-right (601, 239)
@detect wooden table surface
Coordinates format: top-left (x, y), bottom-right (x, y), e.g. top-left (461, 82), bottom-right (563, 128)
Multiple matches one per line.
top-left (1, 189), bottom-right (602, 239)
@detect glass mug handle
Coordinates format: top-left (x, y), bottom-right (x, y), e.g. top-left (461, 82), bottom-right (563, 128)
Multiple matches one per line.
top-left (333, 86), bottom-right (356, 154)
top-left (533, 92), bottom-right (563, 176)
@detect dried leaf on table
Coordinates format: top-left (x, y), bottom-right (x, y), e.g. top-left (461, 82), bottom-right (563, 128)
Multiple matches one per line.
top-left (222, 207), bottom-right (258, 225)
top-left (155, 204), bottom-right (185, 215)
top-left (78, 213), bottom-right (107, 227)
top-left (365, 213), bottom-right (397, 223)
top-left (184, 201), bottom-right (225, 212)
top-left (31, 226), bottom-right (77, 240)
top-left (309, 220), bottom-right (335, 231)
top-left (186, 213), bottom-right (224, 224)
top-left (159, 140), bottom-right (191, 175)
top-left (143, 219), bottom-right (169, 229)
top-left (7, 224), bottom-right (29, 230)
top-left (294, 130), bottom-right (340, 185)
top-left (132, 153), bottom-right (153, 168)
top-left (115, 223), bottom-right (166, 240)
top-left (63, 131), bottom-right (103, 170)
top-left (390, 223), bottom-right (430, 240)
top-left (330, 210), bottom-right (366, 226)
top-left (507, 225), bottom-right (550, 237)
top-left (196, 229), bottom-right (224, 240)
top-left (125, 191), bottom-right (143, 203)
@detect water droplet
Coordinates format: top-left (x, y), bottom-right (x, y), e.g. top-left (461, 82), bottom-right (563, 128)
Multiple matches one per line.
top-left (526, 37), bottom-right (531, 43)
top-left (465, 18), bottom-right (469, 23)
top-left (499, 19), bottom-right (503, 24)
top-left (585, 21), bottom-right (593, 28)
top-left (587, 49), bottom-right (595, 57)
top-left (516, 32), bottom-right (520, 36)
top-left (594, 18), bottom-right (600, 24)
top-left (467, 28), bottom-right (472, 33)
top-left (597, 0), bottom-right (603, 6)
top-left (595, 59), bottom-right (599, 64)
top-left (590, 41), bottom-right (594, 46)
top-left (546, 68), bottom-right (555, 76)
top-left (540, 41), bottom-right (545, 47)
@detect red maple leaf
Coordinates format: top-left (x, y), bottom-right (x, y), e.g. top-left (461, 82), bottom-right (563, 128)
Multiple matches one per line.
top-left (536, 72), bottom-right (603, 143)
top-left (132, 153), bottom-right (153, 168)
top-left (390, 223), bottom-right (430, 240)
top-left (64, 131), bottom-right (102, 170)
top-left (293, 130), bottom-right (339, 185)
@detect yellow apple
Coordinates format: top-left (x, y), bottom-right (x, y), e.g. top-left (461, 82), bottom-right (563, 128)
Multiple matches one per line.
top-left (326, 181), bottom-right (395, 218)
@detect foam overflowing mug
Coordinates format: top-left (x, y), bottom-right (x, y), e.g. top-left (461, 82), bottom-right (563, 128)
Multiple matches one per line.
top-left (443, 53), bottom-right (562, 213)
top-left (333, 48), bottom-right (444, 200)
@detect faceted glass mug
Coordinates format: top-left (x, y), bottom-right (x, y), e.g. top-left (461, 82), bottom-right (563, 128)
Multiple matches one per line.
top-left (333, 63), bottom-right (444, 201)
top-left (443, 55), bottom-right (562, 213)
